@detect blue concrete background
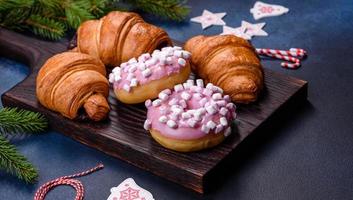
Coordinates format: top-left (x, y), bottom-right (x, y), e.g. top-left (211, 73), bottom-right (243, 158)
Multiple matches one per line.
top-left (1, 0), bottom-right (353, 199)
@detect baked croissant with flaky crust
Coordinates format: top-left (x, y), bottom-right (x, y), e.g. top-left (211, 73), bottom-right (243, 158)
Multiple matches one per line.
top-left (36, 52), bottom-right (110, 121)
top-left (76, 11), bottom-right (172, 67)
top-left (184, 35), bottom-right (264, 104)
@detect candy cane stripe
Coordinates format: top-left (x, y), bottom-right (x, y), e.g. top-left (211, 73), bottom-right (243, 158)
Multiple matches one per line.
top-left (255, 48), bottom-right (307, 69)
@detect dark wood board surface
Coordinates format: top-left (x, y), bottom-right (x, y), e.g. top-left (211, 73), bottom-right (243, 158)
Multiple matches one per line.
top-left (0, 28), bottom-right (307, 193)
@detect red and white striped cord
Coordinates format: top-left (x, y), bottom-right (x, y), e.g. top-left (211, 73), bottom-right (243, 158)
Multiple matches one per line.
top-left (34, 164), bottom-right (104, 200)
top-left (256, 48), bottom-right (307, 69)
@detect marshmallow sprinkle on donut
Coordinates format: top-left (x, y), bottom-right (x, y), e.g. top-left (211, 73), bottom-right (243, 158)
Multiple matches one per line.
top-left (144, 79), bottom-right (236, 152)
top-left (109, 46), bottom-right (191, 104)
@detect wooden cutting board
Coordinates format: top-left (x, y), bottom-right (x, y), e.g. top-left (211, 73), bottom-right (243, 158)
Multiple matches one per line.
top-left (0, 28), bottom-right (307, 193)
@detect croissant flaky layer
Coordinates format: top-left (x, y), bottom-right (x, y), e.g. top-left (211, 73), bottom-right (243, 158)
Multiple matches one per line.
top-left (184, 35), bottom-right (264, 104)
top-left (77, 11), bottom-right (172, 67)
top-left (36, 52), bottom-right (110, 121)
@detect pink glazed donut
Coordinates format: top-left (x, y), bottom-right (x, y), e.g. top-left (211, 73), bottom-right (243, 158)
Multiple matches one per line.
top-left (144, 79), bottom-right (236, 152)
top-left (109, 46), bottom-right (191, 104)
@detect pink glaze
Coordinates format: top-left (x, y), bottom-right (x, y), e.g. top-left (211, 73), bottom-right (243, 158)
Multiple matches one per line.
top-left (144, 79), bottom-right (236, 140)
top-left (109, 46), bottom-right (191, 92)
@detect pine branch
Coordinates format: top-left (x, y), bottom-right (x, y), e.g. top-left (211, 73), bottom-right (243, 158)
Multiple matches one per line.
top-left (0, 0), bottom-right (34, 11)
top-left (0, 0), bottom-right (190, 40)
top-left (0, 135), bottom-right (38, 183)
top-left (63, 0), bottom-right (95, 29)
top-left (128, 0), bottom-right (190, 21)
top-left (0, 107), bottom-right (48, 136)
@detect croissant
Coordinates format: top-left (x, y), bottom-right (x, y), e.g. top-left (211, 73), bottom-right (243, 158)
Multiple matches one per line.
top-left (184, 35), bottom-right (264, 103)
top-left (77, 11), bottom-right (172, 67)
top-left (36, 52), bottom-right (110, 121)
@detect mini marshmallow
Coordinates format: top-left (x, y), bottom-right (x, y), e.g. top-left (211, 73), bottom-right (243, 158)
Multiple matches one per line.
top-left (212, 93), bottom-right (222, 100)
top-left (126, 73), bottom-right (135, 81)
top-left (128, 57), bottom-right (137, 64)
top-left (178, 58), bottom-right (186, 66)
top-left (205, 104), bottom-right (217, 115)
top-left (161, 89), bottom-right (172, 95)
top-left (187, 118), bottom-right (198, 128)
top-left (219, 107), bottom-right (228, 115)
top-left (190, 86), bottom-right (203, 93)
top-left (216, 100), bottom-right (227, 107)
top-left (152, 49), bottom-right (160, 55)
top-left (202, 88), bottom-right (213, 96)
top-left (196, 79), bottom-right (204, 87)
top-left (215, 86), bottom-right (223, 94)
top-left (142, 68), bottom-right (152, 78)
top-left (167, 120), bottom-right (177, 128)
top-left (201, 125), bottom-right (210, 134)
top-left (226, 103), bottom-right (235, 110)
top-left (193, 113), bottom-right (202, 121)
top-left (114, 75), bottom-right (121, 82)
top-left (173, 50), bottom-right (182, 57)
top-left (224, 95), bottom-right (230, 102)
top-left (130, 78), bottom-right (138, 87)
top-left (159, 56), bottom-right (167, 64)
top-left (181, 112), bottom-right (191, 119)
top-left (183, 82), bottom-right (191, 89)
top-left (173, 46), bottom-right (182, 50)
top-left (128, 65), bottom-right (137, 73)
top-left (193, 110), bottom-right (204, 121)
top-left (138, 63), bottom-right (146, 71)
top-left (181, 92), bottom-right (191, 100)
top-left (199, 98), bottom-right (208, 107)
top-left (182, 51), bottom-right (191, 59)
top-left (152, 99), bottom-right (162, 107)
top-left (169, 113), bottom-right (179, 120)
top-left (113, 70), bottom-right (121, 77)
top-left (171, 107), bottom-right (183, 115)
top-left (143, 120), bottom-right (151, 130)
top-left (220, 117), bottom-right (228, 126)
top-left (206, 83), bottom-right (214, 90)
top-left (168, 98), bottom-right (178, 106)
top-left (159, 116), bottom-right (168, 123)
top-left (109, 73), bottom-right (115, 83)
top-left (123, 84), bottom-right (130, 92)
top-left (206, 120), bottom-right (216, 129)
top-left (179, 99), bottom-right (187, 108)
top-left (112, 67), bottom-right (121, 73)
top-left (161, 47), bottom-right (171, 51)
top-left (145, 58), bottom-right (157, 67)
top-left (174, 84), bottom-right (184, 92)
top-left (145, 99), bottom-right (152, 107)
top-left (187, 79), bottom-right (194, 86)
top-left (120, 62), bottom-right (128, 68)
top-left (192, 93), bottom-right (203, 100)
top-left (166, 57), bottom-right (173, 64)
top-left (158, 92), bottom-right (169, 101)
top-left (198, 107), bottom-right (207, 114)
top-left (210, 85), bottom-right (220, 93)
top-left (215, 124), bottom-right (223, 133)
top-left (138, 56), bottom-right (146, 63)
top-left (141, 53), bottom-right (151, 59)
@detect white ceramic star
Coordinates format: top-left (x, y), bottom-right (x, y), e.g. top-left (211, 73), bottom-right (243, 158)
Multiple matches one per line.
top-left (190, 10), bottom-right (226, 29)
top-left (221, 25), bottom-right (252, 40)
top-left (242, 21), bottom-right (268, 37)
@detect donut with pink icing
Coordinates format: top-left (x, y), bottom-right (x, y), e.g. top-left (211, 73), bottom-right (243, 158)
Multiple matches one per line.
top-left (109, 46), bottom-right (191, 104)
top-left (144, 79), bottom-right (236, 152)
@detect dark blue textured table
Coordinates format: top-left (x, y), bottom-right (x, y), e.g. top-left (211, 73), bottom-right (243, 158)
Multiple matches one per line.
top-left (1, 0), bottom-right (353, 199)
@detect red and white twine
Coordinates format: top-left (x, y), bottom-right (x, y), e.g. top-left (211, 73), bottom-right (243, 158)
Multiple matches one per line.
top-left (34, 164), bottom-right (104, 200)
top-left (256, 48), bottom-right (307, 69)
